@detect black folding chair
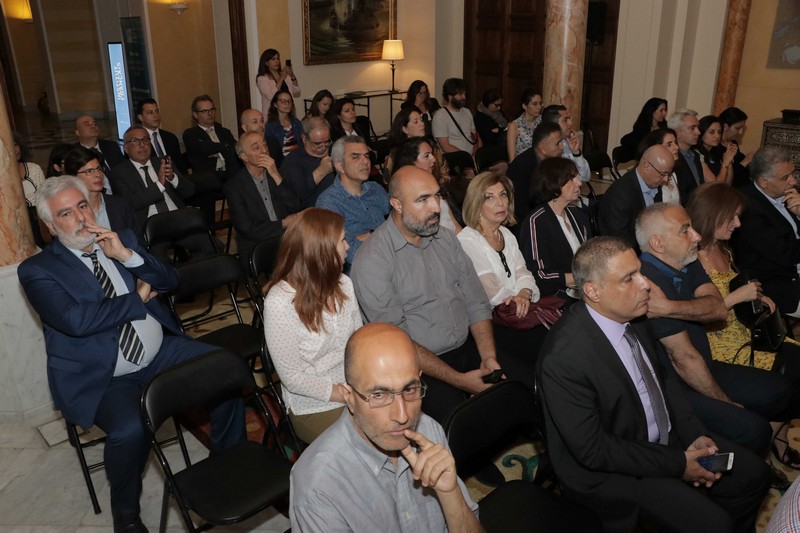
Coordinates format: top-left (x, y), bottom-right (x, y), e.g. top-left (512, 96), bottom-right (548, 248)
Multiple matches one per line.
top-left (144, 207), bottom-right (221, 264)
top-left (444, 381), bottom-right (601, 532)
top-left (611, 145), bottom-right (634, 179)
top-left (475, 144), bottom-right (509, 171)
top-left (141, 349), bottom-right (292, 532)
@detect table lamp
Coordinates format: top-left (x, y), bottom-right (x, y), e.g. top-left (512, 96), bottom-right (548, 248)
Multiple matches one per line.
top-left (382, 40), bottom-right (405, 93)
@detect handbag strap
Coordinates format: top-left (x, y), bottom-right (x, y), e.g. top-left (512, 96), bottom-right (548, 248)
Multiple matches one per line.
top-left (443, 107), bottom-right (477, 145)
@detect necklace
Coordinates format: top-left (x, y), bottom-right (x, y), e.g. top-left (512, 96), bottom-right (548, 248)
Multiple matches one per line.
top-left (483, 227), bottom-right (504, 251)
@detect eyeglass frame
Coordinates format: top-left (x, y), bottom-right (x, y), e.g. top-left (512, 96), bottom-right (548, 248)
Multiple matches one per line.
top-left (307, 137), bottom-right (332, 149)
top-left (76, 166), bottom-right (104, 176)
top-left (194, 107), bottom-right (217, 115)
top-left (347, 381), bottom-right (427, 408)
top-left (647, 161), bottom-right (672, 178)
top-left (124, 136), bottom-right (152, 146)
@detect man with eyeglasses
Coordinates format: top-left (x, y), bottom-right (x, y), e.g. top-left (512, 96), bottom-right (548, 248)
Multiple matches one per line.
top-left (597, 144), bottom-right (674, 247)
top-left (182, 94), bottom-right (241, 181)
top-left (111, 126), bottom-right (217, 261)
top-left (73, 114), bottom-right (125, 186)
top-left (667, 108), bottom-right (703, 202)
top-left (136, 98), bottom-right (188, 175)
top-left (289, 323), bottom-right (481, 532)
top-left (280, 116), bottom-right (336, 207)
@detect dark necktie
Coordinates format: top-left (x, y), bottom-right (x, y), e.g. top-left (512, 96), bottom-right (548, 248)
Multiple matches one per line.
top-left (141, 165), bottom-right (169, 214)
top-left (152, 131), bottom-right (165, 158)
top-left (82, 251), bottom-right (145, 365)
top-left (91, 147), bottom-right (112, 176)
top-left (623, 325), bottom-right (669, 444)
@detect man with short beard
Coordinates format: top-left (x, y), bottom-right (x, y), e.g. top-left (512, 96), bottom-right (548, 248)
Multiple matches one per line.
top-left (351, 166), bottom-right (533, 424)
top-left (432, 77), bottom-right (481, 157)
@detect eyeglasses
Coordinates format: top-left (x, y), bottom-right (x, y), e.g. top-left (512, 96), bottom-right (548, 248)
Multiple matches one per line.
top-left (195, 107), bottom-right (216, 114)
top-left (348, 382), bottom-right (427, 408)
top-left (277, 99), bottom-right (293, 104)
top-left (648, 161), bottom-right (672, 178)
top-left (76, 166), bottom-right (103, 176)
top-left (308, 138), bottom-right (332, 149)
top-left (125, 137), bottom-right (151, 146)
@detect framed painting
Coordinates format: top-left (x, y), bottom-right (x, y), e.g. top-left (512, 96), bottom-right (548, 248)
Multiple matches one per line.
top-left (303, 0), bottom-right (397, 65)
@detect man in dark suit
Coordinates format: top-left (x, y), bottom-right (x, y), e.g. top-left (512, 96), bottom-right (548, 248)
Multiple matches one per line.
top-left (111, 126), bottom-right (217, 261)
top-left (597, 144), bottom-right (673, 245)
top-left (733, 145), bottom-right (800, 316)
top-left (538, 236), bottom-right (769, 532)
top-left (73, 114), bottom-right (124, 191)
top-left (18, 176), bottom-right (245, 532)
top-left (135, 98), bottom-right (188, 175)
top-left (223, 131), bottom-right (301, 268)
top-left (280, 116), bottom-right (336, 207)
top-left (182, 94), bottom-right (241, 181)
top-left (506, 121), bottom-right (563, 224)
top-left (667, 108), bottom-right (703, 203)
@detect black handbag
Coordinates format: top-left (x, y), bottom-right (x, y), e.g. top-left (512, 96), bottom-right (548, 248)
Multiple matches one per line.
top-left (729, 274), bottom-right (786, 354)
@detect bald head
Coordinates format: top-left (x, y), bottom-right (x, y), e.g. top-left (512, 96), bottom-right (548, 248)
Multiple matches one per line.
top-left (240, 108), bottom-right (265, 134)
top-left (636, 144), bottom-right (675, 189)
top-left (344, 323), bottom-right (419, 385)
top-left (74, 115), bottom-right (100, 145)
top-left (388, 165), bottom-right (437, 199)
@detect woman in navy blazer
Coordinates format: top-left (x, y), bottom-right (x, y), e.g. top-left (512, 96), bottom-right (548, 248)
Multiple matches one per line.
top-left (264, 90), bottom-right (303, 167)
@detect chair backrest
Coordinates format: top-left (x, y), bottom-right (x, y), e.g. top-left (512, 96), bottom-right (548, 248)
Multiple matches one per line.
top-left (443, 381), bottom-right (537, 471)
top-left (142, 349), bottom-right (254, 433)
top-left (584, 150), bottom-right (615, 181)
top-left (249, 235), bottom-right (283, 287)
top-left (475, 144), bottom-right (508, 171)
top-left (611, 145), bottom-right (634, 177)
top-left (145, 207), bottom-right (213, 248)
top-left (173, 253), bottom-right (246, 300)
top-left (442, 150), bottom-right (477, 176)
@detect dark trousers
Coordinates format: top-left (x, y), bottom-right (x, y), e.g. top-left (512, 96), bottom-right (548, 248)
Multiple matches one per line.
top-left (93, 336), bottom-right (246, 518)
top-left (421, 329), bottom-right (541, 424)
top-left (567, 434), bottom-right (769, 533)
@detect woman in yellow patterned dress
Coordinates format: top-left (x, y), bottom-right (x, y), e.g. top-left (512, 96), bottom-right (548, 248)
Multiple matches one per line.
top-left (687, 182), bottom-right (800, 472)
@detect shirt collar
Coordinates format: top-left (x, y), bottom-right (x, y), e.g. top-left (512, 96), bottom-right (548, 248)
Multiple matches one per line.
top-left (341, 411), bottom-right (410, 478)
top-left (387, 215), bottom-right (435, 252)
top-left (754, 181), bottom-right (786, 207)
top-left (586, 304), bottom-right (627, 347)
top-left (636, 169), bottom-right (659, 197)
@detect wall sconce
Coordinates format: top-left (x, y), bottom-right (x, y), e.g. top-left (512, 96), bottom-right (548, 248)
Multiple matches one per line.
top-left (381, 40), bottom-right (404, 93)
top-left (169, 2), bottom-right (189, 16)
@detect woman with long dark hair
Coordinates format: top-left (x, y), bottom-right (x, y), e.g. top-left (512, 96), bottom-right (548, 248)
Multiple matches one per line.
top-left (306, 89), bottom-right (334, 118)
top-left (263, 208), bottom-right (361, 443)
top-left (696, 115), bottom-right (737, 185)
top-left (401, 80), bottom-right (441, 136)
top-left (506, 88), bottom-right (542, 162)
top-left (265, 90), bottom-right (303, 166)
top-left (619, 97), bottom-right (668, 160)
top-left (256, 48), bottom-right (300, 117)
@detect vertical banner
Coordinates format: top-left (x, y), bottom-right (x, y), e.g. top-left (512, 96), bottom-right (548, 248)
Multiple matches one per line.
top-left (107, 42), bottom-right (131, 141)
top-left (120, 17), bottom-right (153, 105)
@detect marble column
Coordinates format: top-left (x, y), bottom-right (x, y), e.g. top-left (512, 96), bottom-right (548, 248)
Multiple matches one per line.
top-left (713, 0), bottom-right (751, 114)
top-left (543, 0), bottom-right (589, 127)
top-left (0, 79), bottom-right (54, 423)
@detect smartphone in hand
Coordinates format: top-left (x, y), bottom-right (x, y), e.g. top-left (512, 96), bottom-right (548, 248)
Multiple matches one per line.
top-left (698, 452), bottom-right (734, 473)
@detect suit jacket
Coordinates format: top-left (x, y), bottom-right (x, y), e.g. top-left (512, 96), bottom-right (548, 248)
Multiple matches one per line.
top-left (153, 128), bottom-right (188, 175)
top-left (519, 203), bottom-right (591, 296)
top-left (182, 123), bottom-right (241, 178)
top-left (597, 167), bottom-right (658, 246)
top-left (223, 167), bottom-right (301, 265)
top-left (73, 139), bottom-right (125, 173)
top-left (732, 181), bottom-right (800, 312)
top-left (17, 230), bottom-right (183, 427)
top-left (109, 157), bottom-right (196, 233)
top-left (673, 151), bottom-right (701, 205)
top-left (538, 302), bottom-right (706, 510)
top-left (506, 148), bottom-right (540, 224)
top-left (102, 193), bottom-right (142, 244)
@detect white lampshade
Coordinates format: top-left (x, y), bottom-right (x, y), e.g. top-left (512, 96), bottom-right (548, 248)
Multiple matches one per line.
top-left (382, 40), bottom-right (405, 61)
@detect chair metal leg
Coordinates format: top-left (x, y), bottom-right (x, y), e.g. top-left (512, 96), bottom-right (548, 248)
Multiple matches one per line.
top-left (159, 479), bottom-right (170, 533)
top-left (66, 422), bottom-right (103, 514)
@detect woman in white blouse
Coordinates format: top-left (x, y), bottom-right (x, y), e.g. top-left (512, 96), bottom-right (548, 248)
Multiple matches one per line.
top-left (263, 208), bottom-right (361, 443)
top-left (458, 172), bottom-right (540, 312)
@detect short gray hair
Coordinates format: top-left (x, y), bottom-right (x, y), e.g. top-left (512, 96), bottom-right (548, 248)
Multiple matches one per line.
top-left (330, 135), bottom-right (367, 167)
top-left (301, 116), bottom-right (331, 137)
top-left (635, 203), bottom-right (673, 253)
top-left (36, 175), bottom-right (90, 224)
top-left (572, 237), bottom-right (632, 294)
top-left (235, 131), bottom-right (261, 155)
top-left (666, 108), bottom-right (698, 130)
top-left (750, 145), bottom-right (792, 183)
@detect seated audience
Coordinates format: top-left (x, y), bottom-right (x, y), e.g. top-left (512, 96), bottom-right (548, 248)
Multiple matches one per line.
top-left (18, 176), bottom-right (245, 531)
top-left (432, 77), bottom-right (480, 178)
top-left (64, 147), bottom-right (139, 243)
top-left (14, 133), bottom-right (46, 246)
top-left (636, 203), bottom-right (790, 457)
top-left (280, 117), bottom-right (336, 207)
top-left (393, 136), bottom-right (462, 233)
top-left (401, 79), bottom-right (441, 136)
top-left (506, 88), bottom-right (543, 162)
top-left (265, 90), bottom-right (303, 166)
top-left (305, 89), bottom-right (334, 118)
top-left (666, 108), bottom-right (702, 202)
top-left (540, 104), bottom-right (590, 181)
top-left (289, 323), bottom-right (480, 531)
top-left (263, 208), bottom-right (361, 444)
top-left (474, 88), bottom-right (508, 147)
top-left (182, 94), bottom-right (241, 181)
top-left (73, 114), bottom-right (124, 182)
top-left (637, 128), bottom-right (681, 204)
top-left (386, 108), bottom-right (454, 193)
top-left (619, 97), bottom-right (668, 162)
top-left (223, 131), bottom-right (301, 268)
top-left (538, 235), bottom-right (769, 533)
top-left (328, 98), bottom-right (371, 146)
top-left (256, 48), bottom-right (300, 117)
top-left (46, 143), bottom-right (72, 177)
top-left (688, 182), bottom-right (800, 473)
top-left (719, 106), bottom-right (751, 186)
top-left (352, 165), bottom-right (534, 423)
top-left (732, 146), bottom-right (800, 317)
top-left (696, 115), bottom-right (737, 184)
top-left (239, 108), bottom-right (265, 135)
top-left (506, 121), bottom-right (564, 224)
top-left (136, 98), bottom-right (188, 175)
top-left (316, 136), bottom-right (390, 272)
top-left (597, 144), bottom-right (673, 245)
top-left (520, 158), bottom-right (591, 296)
